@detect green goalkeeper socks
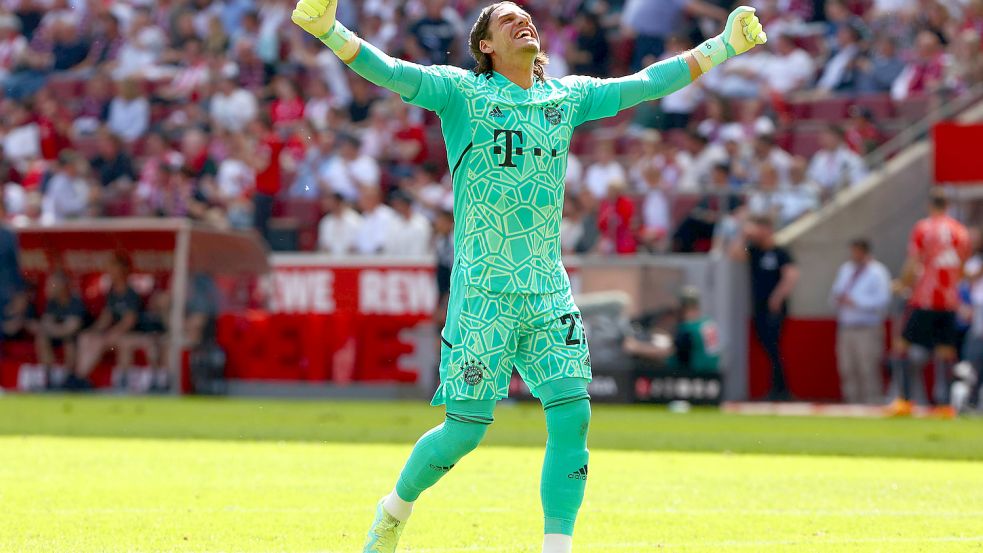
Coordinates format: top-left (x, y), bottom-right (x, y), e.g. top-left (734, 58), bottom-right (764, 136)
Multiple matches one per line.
top-left (394, 399), bottom-right (495, 502)
top-left (538, 378), bottom-right (591, 536)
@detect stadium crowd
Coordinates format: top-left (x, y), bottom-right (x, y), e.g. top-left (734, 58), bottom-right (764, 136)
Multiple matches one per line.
top-left (0, 0), bottom-right (981, 254)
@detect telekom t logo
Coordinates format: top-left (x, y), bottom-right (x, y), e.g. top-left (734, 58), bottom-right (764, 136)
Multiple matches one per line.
top-left (493, 129), bottom-right (524, 168)
top-left (493, 129), bottom-right (560, 168)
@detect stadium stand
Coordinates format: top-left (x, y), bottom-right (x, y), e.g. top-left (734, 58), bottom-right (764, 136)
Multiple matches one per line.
top-left (1, 0), bottom-right (980, 254)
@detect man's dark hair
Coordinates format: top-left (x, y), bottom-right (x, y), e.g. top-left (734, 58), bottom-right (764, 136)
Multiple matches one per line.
top-left (469, 1), bottom-right (549, 83)
top-left (930, 189), bottom-right (948, 211)
top-left (850, 238), bottom-right (871, 254)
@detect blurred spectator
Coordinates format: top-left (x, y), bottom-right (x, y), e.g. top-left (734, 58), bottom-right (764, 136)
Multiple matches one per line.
top-left (778, 157), bottom-right (821, 225)
top-left (322, 133), bottom-right (380, 203)
top-left (891, 30), bottom-right (946, 100)
top-left (844, 106), bottom-right (884, 155)
top-left (408, 0), bottom-right (459, 65)
top-left (747, 163), bottom-right (783, 221)
top-left (389, 102), bottom-right (428, 177)
top-left (0, 14), bottom-right (27, 85)
top-left (584, 137), bottom-right (626, 200)
top-left (2, 100), bottom-right (41, 171)
top-left (597, 179), bottom-right (638, 255)
top-left (623, 286), bottom-right (721, 374)
top-left (749, 133), bottom-right (792, 186)
top-left (248, 118), bottom-right (282, 243)
top-left (0, 199), bottom-right (24, 343)
top-left (385, 189), bottom-right (432, 256)
top-left (561, 195), bottom-right (586, 254)
top-left (41, 150), bottom-right (90, 223)
top-left (214, 135), bottom-right (256, 230)
top-left (674, 163), bottom-right (740, 253)
top-left (353, 184), bottom-right (395, 255)
top-left (209, 69), bottom-right (259, 133)
top-left (107, 78), bottom-right (149, 143)
top-left (318, 192), bottom-right (362, 255)
top-left (854, 36), bottom-right (905, 93)
top-left (829, 238), bottom-right (891, 404)
top-left (34, 271), bottom-right (85, 387)
top-left (760, 33), bottom-right (815, 95)
top-left (815, 22), bottom-right (862, 93)
top-left (68, 253), bottom-right (141, 389)
top-left (637, 165), bottom-right (671, 253)
top-left (806, 125), bottom-right (867, 195)
top-left (730, 215), bottom-right (799, 401)
top-left (270, 76), bottom-right (305, 130)
top-left (962, 232), bottom-right (983, 409)
top-left (289, 130), bottom-right (335, 198)
top-left (568, 12), bottom-right (609, 77)
top-left (621, 0), bottom-right (727, 70)
top-left (90, 129), bottom-right (136, 204)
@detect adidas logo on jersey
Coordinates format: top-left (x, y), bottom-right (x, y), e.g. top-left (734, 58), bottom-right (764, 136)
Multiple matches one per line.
top-left (568, 464), bottom-right (588, 481)
top-left (489, 106), bottom-right (505, 118)
top-left (583, 356), bottom-right (591, 367)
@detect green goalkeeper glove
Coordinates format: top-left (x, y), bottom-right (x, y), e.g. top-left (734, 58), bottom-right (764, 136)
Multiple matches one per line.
top-left (694, 6), bottom-right (767, 73)
top-left (292, 0), bottom-right (359, 60)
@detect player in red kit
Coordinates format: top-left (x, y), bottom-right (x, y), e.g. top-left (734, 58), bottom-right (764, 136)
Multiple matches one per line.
top-left (891, 192), bottom-right (971, 414)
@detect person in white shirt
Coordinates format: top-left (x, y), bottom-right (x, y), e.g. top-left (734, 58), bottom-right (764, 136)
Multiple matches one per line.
top-left (352, 185), bottom-right (395, 255)
top-left (778, 156), bottom-right (821, 225)
top-left (829, 238), bottom-right (892, 404)
top-left (107, 78), bottom-right (150, 143)
top-left (385, 189), bottom-right (432, 256)
top-left (747, 163), bottom-right (783, 222)
top-left (320, 134), bottom-right (381, 203)
top-left (816, 25), bottom-right (862, 92)
top-left (318, 192), bottom-right (362, 255)
top-left (749, 133), bottom-right (792, 186)
top-left (806, 125), bottom-right (867, 194)
top-left (41, 151), bottom-right (91, 224)
top-left (209, 71), bottom-right (259, 133)
top-left (761, 34), bottom-right (815, 94)
top-left (583, 137), bottom-right (626, 199)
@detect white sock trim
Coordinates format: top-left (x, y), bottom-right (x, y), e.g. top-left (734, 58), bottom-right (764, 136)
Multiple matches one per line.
top-left (383, 490), bottom-right (413, 522)
top-left (543, 533), bottom-right (572, 553)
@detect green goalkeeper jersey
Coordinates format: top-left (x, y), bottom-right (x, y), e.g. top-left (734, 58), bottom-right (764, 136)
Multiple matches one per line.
top-left (346, 42), bottom-right (692, 294)
top-left (404, 68), bottom-right (636, 293)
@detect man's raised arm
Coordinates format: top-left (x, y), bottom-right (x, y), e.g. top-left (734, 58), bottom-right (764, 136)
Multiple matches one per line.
top-left (292, 0), bottom-right (438, 106)
top-left (574, 7), bottom-right (767, 126)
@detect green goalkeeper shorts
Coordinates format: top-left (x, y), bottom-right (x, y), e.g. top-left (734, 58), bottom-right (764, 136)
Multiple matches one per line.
top-left (432, 278), bottom-right (592, 406)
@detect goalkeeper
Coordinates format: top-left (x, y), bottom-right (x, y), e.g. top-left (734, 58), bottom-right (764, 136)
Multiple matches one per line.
top-left (292, 2), bottom-right (766, 551)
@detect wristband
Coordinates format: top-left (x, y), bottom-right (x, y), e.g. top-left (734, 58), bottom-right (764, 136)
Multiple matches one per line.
top-left (695, 36), bottom-right (729, 73)
top-left (319, 21), bottom-right (359, 60)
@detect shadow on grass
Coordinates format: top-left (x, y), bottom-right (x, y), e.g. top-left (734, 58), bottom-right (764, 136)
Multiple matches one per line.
top-left (2, 394), bottom-right (983, 461)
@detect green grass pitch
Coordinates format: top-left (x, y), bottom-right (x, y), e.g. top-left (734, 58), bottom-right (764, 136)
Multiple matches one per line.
top-left (1, 396), bottom-right (982, 552)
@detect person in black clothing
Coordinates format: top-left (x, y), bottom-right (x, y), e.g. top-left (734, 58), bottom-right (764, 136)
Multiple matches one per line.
top-left (0, 201), bottom-right (25, 340)
top-left (68, 253), bottom-right (142, 389)
top-left (433, 209), bottom-right (454, 328)
top-left (568, 12), bottom-right (609, 77)
top-left (729, 215), bottom-right (800, 401)
top-left (409, 0), bottom-right (459, 65)
top-left (674, 163), bottom-right (741, 253)
top-left (34, 271), bottom-right (87, 385)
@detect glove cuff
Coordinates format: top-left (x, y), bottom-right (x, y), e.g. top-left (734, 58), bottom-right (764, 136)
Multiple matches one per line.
top-left (319, 21), bottom-right (359, 60)
top-left (695, 35), bottom-right (729, 73)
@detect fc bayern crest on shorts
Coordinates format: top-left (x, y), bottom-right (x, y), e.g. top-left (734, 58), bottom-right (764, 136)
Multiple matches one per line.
top-left (461, 359), bottom-right (487, 386)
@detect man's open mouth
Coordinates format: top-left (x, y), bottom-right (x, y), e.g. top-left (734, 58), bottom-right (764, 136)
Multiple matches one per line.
top-left (514, 29), bottom-right (534, 40)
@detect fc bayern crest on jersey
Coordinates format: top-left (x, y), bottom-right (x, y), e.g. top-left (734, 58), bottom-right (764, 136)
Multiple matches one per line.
top-left (543, 104), bottom-right (563, 126)
top-left (461, 359), bottom-right (486, 386)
